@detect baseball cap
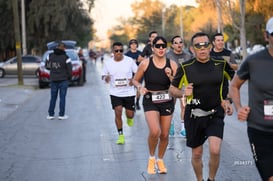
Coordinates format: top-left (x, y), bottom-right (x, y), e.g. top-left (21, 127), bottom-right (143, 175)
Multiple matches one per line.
top-left (129, 39), bottom-right (138, 45)
top-left (266, 17), bottom-right (273, 34)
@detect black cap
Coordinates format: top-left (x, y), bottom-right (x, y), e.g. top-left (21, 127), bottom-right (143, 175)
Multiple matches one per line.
top-left (129, 39), bottom-right (138, 46)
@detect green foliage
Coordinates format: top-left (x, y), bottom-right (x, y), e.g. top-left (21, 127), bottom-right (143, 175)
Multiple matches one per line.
top-left (0, 0), bottom-right (94, 60)
top-left (0, 1), bottom-right (15, 52)
top-left (108, 0), bottom-right (272, 50)
top-left (27, 0), bottom-right (93, 52)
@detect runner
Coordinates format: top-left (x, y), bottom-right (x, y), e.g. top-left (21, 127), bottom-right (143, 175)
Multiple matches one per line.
top-left (133, 36), bottom-right (178, 174)
top-left (125, 39), bottom-right (142, 110)
top-left (166, 35), bottom-right (192, 137)
top-left (101, 42), bottom-right (138, 145)
top-left (169, 32), bottom-right (234, 181)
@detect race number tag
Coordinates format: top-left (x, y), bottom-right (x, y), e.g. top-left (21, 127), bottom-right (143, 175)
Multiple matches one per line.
top-left (114, 78), bottom-right (127, 87)
top-left (151, 91), bottom-right (172, 103)
top-left (264, 100), bottom-right (273, 120)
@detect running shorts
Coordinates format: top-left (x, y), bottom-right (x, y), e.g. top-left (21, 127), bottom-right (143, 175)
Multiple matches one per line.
top-left (247, 127), bottom-right (273, 180)
top-left (110, 95), bottom-right (135, 111)
top-left (142, 94), bottom-right (174, 116)
top-left (184, 107), bottom-right (224, 148)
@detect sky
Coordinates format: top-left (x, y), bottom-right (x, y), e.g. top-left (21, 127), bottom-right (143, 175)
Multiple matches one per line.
top-left (91, 0), bottom-right (198, 40)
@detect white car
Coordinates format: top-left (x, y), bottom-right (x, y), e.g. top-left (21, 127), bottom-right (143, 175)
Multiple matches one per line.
top-left (0, 55), bottom-right (41, 78)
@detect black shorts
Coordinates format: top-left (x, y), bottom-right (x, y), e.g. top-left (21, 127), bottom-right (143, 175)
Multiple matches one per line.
top-left (110, 95), bottom-right (135, 111)
top-left (142, 94), bottom-right (174, 116)
top-left (184, 107), bottom-right (224, 148)
top-left (247, 127), bottom-right (273, 180)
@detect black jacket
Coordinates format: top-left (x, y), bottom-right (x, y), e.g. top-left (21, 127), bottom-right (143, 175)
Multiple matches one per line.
top-left (46, 48), bottom-right (72, 81)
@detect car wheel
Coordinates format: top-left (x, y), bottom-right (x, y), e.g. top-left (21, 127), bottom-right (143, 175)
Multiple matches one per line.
top-left (39, 81), bottom-right (48, 89)
top-left (77, 71), bottom-right (84, 86)
top-left (78, 75), bottom-right (83, 86)
top-left (0, 68), bottom-right (5, 78)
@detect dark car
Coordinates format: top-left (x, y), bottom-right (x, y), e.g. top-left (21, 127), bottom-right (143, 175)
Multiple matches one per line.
top-left (38, 48), bottom-right (84, 88)
top-left (0, 55), bottom-right (41, 78)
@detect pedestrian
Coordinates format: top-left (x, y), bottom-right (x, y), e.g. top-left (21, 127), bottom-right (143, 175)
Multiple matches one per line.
top-left (169, 32), bottom-right (234, 181)
top-left (78, 48), bottom-right (87, 82)
top-left (166, 35), bottom-right (192, 137)
top-left (229, 17), bottom-right (273, 181)
top-left (139, 31), bottom-right (158, 60)
top-left (133, 36), bottom-right (178, 174)
top-left (101, 42), bottom-right (138, 145)
top-left (125, 39), bottom-right (143, 110)
top-left (210, 32), bottom-right (238, 99)
top-left (45, 42), bottom-right (72, 120)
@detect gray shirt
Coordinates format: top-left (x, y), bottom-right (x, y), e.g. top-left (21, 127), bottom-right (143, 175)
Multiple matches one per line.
top-left (237, 48), bottom-right (273, 132)
top-left (166, 49), bottom-right (192, 65)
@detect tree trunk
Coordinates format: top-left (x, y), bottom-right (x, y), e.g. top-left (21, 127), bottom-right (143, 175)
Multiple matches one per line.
top-left (12, 0), bottom-right (24, 85)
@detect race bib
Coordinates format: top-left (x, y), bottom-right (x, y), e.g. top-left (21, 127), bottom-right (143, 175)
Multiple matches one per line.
top-left (151, 91), bottom-right (172, 103)
top-left (114, 78), bottom-right (127, 87)
top-left (264, 100), bottom-right (273, 120)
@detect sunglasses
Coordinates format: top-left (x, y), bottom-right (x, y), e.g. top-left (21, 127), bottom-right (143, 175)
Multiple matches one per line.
top-left (154, 44), bottom-right (167, 49)
top-left (114, 49), bottom-right (123, 53)
top-left (193, 42), bottom-right (211, 50)
top-left (174, 41), bottom-right (183, 44)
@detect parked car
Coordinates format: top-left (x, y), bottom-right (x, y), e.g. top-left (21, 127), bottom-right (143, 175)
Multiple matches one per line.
top-left (38, 45), bottom-right (84, 88)
top-left (0, 55), bottom-right (41, 78)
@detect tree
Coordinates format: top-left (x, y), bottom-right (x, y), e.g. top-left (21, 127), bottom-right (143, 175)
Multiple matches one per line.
top-left (0, 0), bottom-right (95, 61)
top-left (27, 0), bottom-right (94, 52)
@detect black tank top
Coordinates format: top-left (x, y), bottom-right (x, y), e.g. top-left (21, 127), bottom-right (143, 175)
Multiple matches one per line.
top-left (144, 57), bottom-right (171, 91)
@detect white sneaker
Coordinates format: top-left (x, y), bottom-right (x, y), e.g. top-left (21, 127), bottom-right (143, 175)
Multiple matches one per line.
top-left (46, 115), bottom-right (54, 120)
top-left (58, 115), bottom-right (69, 120)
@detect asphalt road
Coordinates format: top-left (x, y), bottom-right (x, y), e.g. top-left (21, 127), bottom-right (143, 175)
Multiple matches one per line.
top-left (0, 57), bottom-right (261, 181)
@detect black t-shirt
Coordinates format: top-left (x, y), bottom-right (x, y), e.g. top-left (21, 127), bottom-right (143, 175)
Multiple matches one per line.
top-left (172, 58), bottom-right (234, 110)
top-left (141, 44), bottom-right (153, 58)
top-left (125, 50), bottom-right (142, 65)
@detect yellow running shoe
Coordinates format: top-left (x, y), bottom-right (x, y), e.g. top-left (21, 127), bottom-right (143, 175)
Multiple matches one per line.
top-left (157, 159), bottom-right (167, 174)
top-left (147, 157), bottom-right (156, 174)
top-left (116, 134), bottom-right (125, 145)
top-left (127, 118), bottom-right (134, 127)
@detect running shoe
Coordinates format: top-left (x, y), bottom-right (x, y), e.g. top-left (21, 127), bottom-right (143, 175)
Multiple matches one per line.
top-left (169, 122), bottom-right (174, 136)
top-left (116, 134), bottom-right (125, 145)
top-left (157, 159), bottom-right (167, 174)
top-left (180, 129), bottom-right (186, 137)
top-left (46, 115), bottom-right (54, 120)
top-left (147, 157), bottom-right (156, 174)
top-left (127, 118), bottom-right (134, 127)
top-left (58, 115), bottom-right (69, 120)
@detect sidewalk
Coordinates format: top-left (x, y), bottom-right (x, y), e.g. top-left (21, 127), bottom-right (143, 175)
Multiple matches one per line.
top-left (0, 80), bottom-right (36, 121)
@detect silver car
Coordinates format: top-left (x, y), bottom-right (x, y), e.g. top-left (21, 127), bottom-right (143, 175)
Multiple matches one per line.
top-left (0, 55), bottom-right (41, 78)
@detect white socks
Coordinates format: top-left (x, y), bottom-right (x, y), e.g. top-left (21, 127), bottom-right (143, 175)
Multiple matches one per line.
top-left (181, 121), bottom-right (185, 130)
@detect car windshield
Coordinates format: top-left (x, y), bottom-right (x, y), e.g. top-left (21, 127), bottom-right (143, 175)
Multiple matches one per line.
top-left (42, 50), bottom-right (79, 62)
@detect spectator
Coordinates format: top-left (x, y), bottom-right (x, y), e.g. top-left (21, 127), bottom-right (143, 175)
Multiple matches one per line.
top-left (45, 42), bottom-right (72, 120)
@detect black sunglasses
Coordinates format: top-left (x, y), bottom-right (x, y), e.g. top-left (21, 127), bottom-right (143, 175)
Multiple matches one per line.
top-left (174, 41), bottom-right (183, 44)
top-left (114, 49), bottom-right (123, 53)
top-left (193, 42), bottom-right (211, 50)
top-left (154, 44), bottom-right (167, 49)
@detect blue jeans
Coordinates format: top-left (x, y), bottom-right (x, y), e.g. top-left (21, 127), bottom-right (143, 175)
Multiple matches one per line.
top-left (48, 80), bottom-right (68, 116)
